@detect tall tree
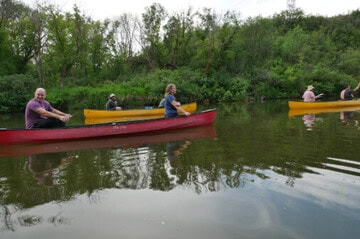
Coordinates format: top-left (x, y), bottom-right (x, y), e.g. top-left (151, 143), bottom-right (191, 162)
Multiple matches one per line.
top-left (88, 19), bottom-right (113, 78)
top-left (141, 3), bottom-right (167, 68)
top-left (213, 11), bottom-right (241, 73)
top-left (0, 0), bottom-right (27, 28)
top-left (46, 6), bottom-right (76, 87)
top-left (273, 2), bottom-right (305, 34)
top-left (1, 0), bottom-right (35, 74)
top-left (0, 29), bottom-right (15, 75)
top-left (8, 14), bottom-right (36, 73)
top-left (162, 7), bottom-right (195, 68)
top-left (70, 5), bottom-right (91, 78)
top-left (191, 8), bottom-right (219, 76)
top-left (113, 13), bottom-right (140, 59)
top-left (31, 6), bottom-right (47, 85)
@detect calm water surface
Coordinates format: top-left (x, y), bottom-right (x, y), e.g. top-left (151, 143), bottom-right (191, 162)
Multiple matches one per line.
top-left (0, 102), bottom-right (359, 239)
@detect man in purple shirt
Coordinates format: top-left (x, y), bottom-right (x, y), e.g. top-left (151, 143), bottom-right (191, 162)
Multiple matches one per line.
top-left (25, 88), bottom-right (72, 129)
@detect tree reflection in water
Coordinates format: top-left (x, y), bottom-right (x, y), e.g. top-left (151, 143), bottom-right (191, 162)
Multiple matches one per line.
top-left (1, 104), bottom-right (360, 236)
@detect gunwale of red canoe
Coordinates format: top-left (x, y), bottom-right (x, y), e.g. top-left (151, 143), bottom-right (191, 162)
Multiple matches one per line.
top-left (0, 109), bottom-right (216, 145)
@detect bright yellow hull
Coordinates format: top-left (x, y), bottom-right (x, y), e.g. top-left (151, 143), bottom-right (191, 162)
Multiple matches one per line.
top-left (85, 115), bottom-right (165, 125)
top-left (288, 106), bottom-right (360, 117)
top-left (84, 102), bottom-right (197, 118)
top-left (288, 100), bottom-right (360, 109)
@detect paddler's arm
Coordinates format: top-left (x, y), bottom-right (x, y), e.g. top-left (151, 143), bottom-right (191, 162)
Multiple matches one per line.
top-left (171, 101), bottom-right (191, 116)
top-left (36, 108), bottom-right (71, 122)
top-left (354, 82), bottom-right (360, 91)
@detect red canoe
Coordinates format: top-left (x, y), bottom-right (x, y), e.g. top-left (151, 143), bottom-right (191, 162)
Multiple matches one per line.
top-left (0, 109), bottom-right (217, 145)
top-left (0, 125), bottom-right (217, 157)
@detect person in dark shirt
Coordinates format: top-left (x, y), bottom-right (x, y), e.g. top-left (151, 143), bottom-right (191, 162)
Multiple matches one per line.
top-left (106, 93), bottom-right (122, 110)
top-left (340, 82), bottom-right (360, 100)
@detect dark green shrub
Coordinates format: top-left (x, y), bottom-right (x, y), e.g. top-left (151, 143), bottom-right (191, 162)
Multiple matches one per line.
top-left (0, 74), bottom-right (37, 112)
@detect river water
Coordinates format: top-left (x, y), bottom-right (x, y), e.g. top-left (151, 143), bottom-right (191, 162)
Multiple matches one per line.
top-left (0, 101), bottom-right (359, 239)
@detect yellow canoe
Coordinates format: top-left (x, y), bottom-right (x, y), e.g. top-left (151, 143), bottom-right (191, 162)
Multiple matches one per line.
top-left (288, 106), bottom-right (360, 117)
top-left (84, 102), bottom-right (197, 118)
top-left (288, 100), bottom-right (360, 109)
top-left (85, 115), bottom-right (165, 125)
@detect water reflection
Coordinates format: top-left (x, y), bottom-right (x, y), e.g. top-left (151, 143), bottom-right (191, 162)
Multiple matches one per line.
top-left (302, 114), bottom-right (315, 130)
top-left (27, 154), bottom-right (74, 187)
top-left (0, 127), bottom-right (218, 232)
top-left (166, 140), bottom-right (191, 161)
top-left (340, 111), bottom-right (354, 124)
top-left (291, 105), bottom-right (360, 131)
top-left (1, 103), bottom-right (360, 238)
top-left (339, 111), bottom-right (360, 130)
top-left (324, 157), bottom-right (360, 177)
top-left (302, 156), bottom-right (360, 209)
top-left (0, 205), bottom-right (70, 232)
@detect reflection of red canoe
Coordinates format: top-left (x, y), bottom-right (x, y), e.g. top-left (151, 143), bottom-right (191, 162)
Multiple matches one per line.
top-left (0, 109), bottom-right (216, 145)
top-left (0, 125), bottom-right (217, 157)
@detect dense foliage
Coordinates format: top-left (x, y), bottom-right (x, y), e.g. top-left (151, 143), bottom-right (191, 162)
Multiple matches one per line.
top-left (0, 0), bottom-right (359, 112)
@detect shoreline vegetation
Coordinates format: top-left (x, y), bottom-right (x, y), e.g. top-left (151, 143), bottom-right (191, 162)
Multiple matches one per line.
top-left (0, 1), bottom-right (359, 112)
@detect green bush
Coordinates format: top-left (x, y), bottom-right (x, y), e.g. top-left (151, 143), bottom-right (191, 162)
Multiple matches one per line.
top-left (0, 74), bottom-right (37, 112)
